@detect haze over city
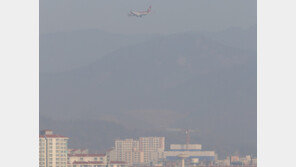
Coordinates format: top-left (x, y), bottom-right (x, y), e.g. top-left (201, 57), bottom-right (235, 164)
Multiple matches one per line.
top-left (40, 0), bottom-right (257, 159)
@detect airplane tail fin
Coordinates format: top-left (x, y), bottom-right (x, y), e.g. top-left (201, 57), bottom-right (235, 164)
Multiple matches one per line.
top-left (147, 6), bottom-right (151, 13)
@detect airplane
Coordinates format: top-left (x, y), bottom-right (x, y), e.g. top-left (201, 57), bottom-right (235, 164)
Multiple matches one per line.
top-left (128, 6), bottom-right (151, 17)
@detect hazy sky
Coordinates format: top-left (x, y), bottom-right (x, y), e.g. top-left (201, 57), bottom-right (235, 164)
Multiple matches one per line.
top-left (40, 0), bottom-right (257, 155)
top-left (40, 0), bottom-right (256, 34)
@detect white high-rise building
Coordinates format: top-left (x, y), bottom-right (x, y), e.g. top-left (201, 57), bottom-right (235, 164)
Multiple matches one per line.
top-left (39, 130), bottom-right (69, 167)
top-left (111, 137), bottom-right (165, 165)
top-left (139, 137), bottom-right (165, 163)
top-left (113, 138), bottom-right (144, 164)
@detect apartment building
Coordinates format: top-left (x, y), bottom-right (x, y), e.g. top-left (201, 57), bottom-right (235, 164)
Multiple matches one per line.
top-left (112, 138), bottom-right (144, 164)
top-left (139, 137), bottom-right (165, 163)
top-left (39, 130), bottom-right (69, 167)
top-left (111, 137), bottom-right (165, 165)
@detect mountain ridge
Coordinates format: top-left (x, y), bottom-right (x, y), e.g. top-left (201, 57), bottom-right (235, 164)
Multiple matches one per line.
top-left (40, 28), bottom-right (256, 156)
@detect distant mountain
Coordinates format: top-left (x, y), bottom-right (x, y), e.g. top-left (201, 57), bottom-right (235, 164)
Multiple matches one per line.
top-left (40, 28), bottom-right (256, 157)
top-left (40, 29), bottom-right (157, 73)
top-left (202, 25), bottom-right (257, 51)
top-left (40, 26), bottom-right (256, 73)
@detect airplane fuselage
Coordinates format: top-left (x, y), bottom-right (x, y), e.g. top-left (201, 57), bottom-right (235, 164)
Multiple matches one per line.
top-left (129, 6), bottom-right (151, 17)
top-left (130, 11), bottom-right (149, 17)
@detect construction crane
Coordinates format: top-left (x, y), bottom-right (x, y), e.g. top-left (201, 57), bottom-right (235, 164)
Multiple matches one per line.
top-left (166, 128), bottom-right (199, 150)
top-left (185, 129), bottom-right (190, 150)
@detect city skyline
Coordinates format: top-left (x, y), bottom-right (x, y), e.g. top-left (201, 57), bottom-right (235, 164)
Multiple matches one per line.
top-left (40, 130), bottom-right (256, 167)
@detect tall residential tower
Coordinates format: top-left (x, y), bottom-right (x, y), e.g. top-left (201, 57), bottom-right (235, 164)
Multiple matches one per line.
top-left (111, 137), bottom-right (165, 165)
top-left (39, 130), bottom-right (69, 167)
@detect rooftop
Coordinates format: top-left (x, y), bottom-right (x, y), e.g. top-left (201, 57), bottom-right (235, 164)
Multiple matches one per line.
top-left (72, 161), bottom-right (104, 165)
top-left (69, 154), bottom-right (106, 157)
top-left (39, 134), bottom-right (68, 138)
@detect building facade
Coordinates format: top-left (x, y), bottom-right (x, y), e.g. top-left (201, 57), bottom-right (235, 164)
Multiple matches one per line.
top-left (39, 130), bottom-right (69, 167)
top-left (112, 138), bottom-right (144, 165)
top-left (68, 154), bottom-right (107, 165)
top-left (67, 154), bottom-right (107, 167)
top-left (169, 144), bottom-right (201, 151)
top-left (164, 144), bottom-right (215, 164)
top-left (111, 137), bottom-right (165, 165)
top-left (70, 161), bottom-right (127, 167)
top-left (139, 137), bottom-right (165, 164)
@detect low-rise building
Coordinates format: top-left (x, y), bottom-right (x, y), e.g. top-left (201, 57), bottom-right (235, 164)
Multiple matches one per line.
top-left (68, 154), bottom-right (107, 167)
top-left (70, 161), bottom-right (128, 167)
top-left (164, 144), bottom-right (216, 164)
top-left (169, 144), bottom-right (202, 151)
top-left (109, 161), bottom-right (128, 167)
top-left (71, 161), bottom-right (104, 167)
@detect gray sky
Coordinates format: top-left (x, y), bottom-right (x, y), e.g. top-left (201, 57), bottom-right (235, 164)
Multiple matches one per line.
top-left (40, 0), bottom-right (256, 34)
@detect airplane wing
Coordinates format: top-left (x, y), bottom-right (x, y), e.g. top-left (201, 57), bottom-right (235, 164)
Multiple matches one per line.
top-left (128, 11), bottom-right (139, 17)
